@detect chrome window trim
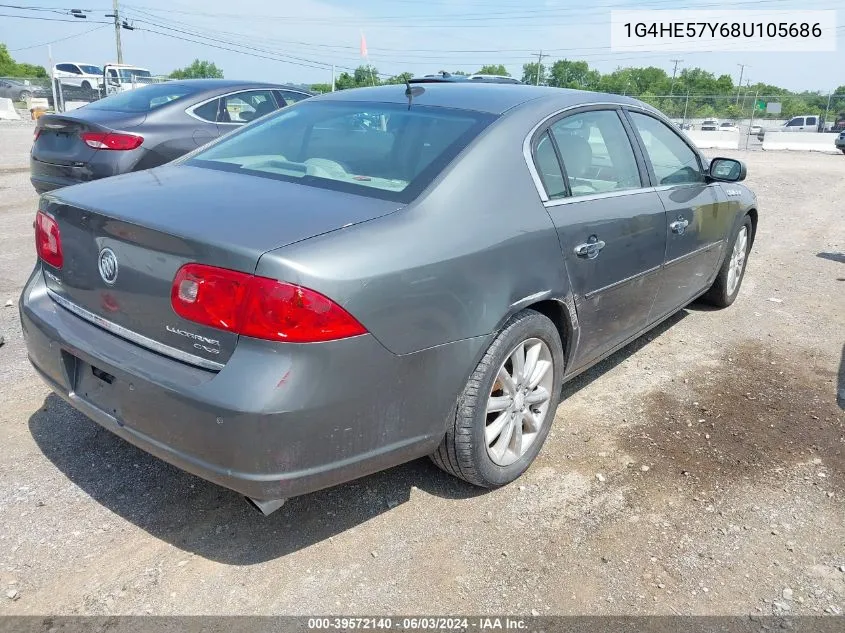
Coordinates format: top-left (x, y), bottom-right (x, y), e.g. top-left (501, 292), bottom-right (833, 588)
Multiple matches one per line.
top-left (544, 186), bottom-right (656, 207)
top-left (523, 101), bottom-right (660, 202)
top-left (185, 88), bottom-right (292, 125)
top-left (47, 289), bottom-right (224, 371)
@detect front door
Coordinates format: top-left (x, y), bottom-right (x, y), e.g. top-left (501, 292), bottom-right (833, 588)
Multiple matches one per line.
top-left (626, 111), bottom-right (733, 318)
top-left (535, 108), bottom-right (667, 368)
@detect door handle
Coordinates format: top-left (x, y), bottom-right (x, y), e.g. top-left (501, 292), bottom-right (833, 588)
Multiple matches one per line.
top-left (670, 218), bottom-right (689, 234)
top-left (574, 236), bottom-right (606, 259)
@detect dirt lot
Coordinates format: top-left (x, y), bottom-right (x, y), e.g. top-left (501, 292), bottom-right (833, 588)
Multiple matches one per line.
top-left (0, 122), bottom-right (843, 616)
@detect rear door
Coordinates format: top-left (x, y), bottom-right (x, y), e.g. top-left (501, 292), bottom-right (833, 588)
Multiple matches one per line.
top-left (625, 110), bottom-right (731, 319)
top-left (534, 107), bottom-right (666, 367)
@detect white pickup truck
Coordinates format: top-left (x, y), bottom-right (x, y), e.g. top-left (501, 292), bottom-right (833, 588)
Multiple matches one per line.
top-left (757, 114), bottom-right (822, 140)
top-left (103, 64), bottom-right (155, 95)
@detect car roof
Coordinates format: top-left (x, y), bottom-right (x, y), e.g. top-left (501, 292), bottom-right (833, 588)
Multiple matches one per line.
top-left (312, 83), bottom-right (643, 115)
top-left (147, 79), bottom-right (313, 94)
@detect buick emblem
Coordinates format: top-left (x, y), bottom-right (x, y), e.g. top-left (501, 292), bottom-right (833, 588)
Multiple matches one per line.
top-left (98, 248), bottom-right (119, 285)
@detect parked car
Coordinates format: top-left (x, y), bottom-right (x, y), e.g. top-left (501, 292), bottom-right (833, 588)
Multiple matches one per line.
top-left (30, 79), bottom-right (312, 193)
top-left (700, 119), bottom-right (719, 131)
top-left (757, 114), bottom-right (822, 140)
top-left (0, 78), bottom-right (49, 103)
top-left (102, 64), bottom-right (155, 94)
top-left (53, 62), bottom-right (104, 91)
top-left (749, 124), bottom-right (762, 136)
top-left (830, 112), bottom-right (845, 133)
top-left (409, 72), bottom-right (519, 84)
top-left (468, 74), bottom-right (522, 84)
top-left (835, 131), bottom-right (845, 154)
top-left (21, 84), bottom-right (757, 515)
top-left (719, 121), bottom-right (739, 133)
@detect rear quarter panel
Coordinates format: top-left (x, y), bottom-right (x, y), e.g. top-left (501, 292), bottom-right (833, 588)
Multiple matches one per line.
top-left (255, 99), bottom-right (572, 357)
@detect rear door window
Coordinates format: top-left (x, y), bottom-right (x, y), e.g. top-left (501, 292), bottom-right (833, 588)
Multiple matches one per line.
top-left (533, 132), bottom-right (567, 199)
top-left (278, 90), bottom-right (310, 106)
top-left (806, 116), bottom-right (817, 126)
top-left (219, 90), bottom-right (278, 124)
top-left (191, 98), bottom-right (220, 123)
top-left (188, 101), bottom-right (494, 202)
top-left (549, 110), bottom-right (642, 196)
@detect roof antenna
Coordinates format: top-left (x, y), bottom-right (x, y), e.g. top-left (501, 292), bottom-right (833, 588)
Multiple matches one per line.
top-left (405, 77), bottom-right (413, 109)
top-left (405, 78), bottom-right (423, 110)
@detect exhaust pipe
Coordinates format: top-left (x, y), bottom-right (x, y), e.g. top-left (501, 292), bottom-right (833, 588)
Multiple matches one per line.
top-left (245, 496), bottom-right (286, 516)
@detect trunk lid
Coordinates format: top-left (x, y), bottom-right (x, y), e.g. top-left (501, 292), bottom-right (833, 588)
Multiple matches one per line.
top-left (33, 110), bottom-right (146, 167)
top-left (40, 164), bottom-right (402, 368)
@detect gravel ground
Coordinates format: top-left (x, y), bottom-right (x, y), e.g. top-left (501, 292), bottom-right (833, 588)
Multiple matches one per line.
top-left (0, 121), bottom-right (843, 616)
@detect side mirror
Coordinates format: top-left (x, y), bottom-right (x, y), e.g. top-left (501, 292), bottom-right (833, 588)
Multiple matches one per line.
top-left (708, 157), bottom-right (746, 182)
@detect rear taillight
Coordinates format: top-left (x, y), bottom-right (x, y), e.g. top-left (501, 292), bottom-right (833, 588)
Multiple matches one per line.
top-left (171, 264), bottom-right (367, 343)
top-left (33, 128), bottom-right (42, 142)
top-left (80, 131), bottom-right (144, 150)
top-left (35, 210), bottom-right (63, 269)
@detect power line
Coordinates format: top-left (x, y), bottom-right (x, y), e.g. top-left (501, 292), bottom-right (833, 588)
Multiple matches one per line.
top-left (10, 24), bottom-right (109, 51)
top-left (0, 12), bottom-right (109, 23)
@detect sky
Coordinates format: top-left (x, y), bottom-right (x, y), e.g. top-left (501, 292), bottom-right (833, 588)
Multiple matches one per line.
top-left (1, 0), bottom-right (842, 92)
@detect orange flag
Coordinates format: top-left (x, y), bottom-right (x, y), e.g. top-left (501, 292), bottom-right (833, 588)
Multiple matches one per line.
top-left (360, 31), bottom-right (368, 58)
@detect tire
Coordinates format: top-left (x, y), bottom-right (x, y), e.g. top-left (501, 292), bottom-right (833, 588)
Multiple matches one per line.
top-left (702, 215), bottom-right (753, 308)
top-left (18, 90), bottom-right (31, 102)
top-left (81, 81), bottom-right (91, 91)
top-left (430, 309), bottom-right (564, 488)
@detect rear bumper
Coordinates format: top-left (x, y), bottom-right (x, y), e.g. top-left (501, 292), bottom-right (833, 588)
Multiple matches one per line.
top-left (20, 267), bottom-right (483, 500)
top-left (30, 150), bottom-right (146, 194)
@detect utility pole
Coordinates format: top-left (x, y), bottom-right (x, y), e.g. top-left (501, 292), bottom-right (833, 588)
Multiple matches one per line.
top-left (669, 58), bottom-right (683, 95)
top-left (533, 50), bottom-right (545, 86)
top-left (735, 64), bottom-right (747, 104)
top-left (331, 65), bottom-right (335, 92)
top-left (48, 45), bottom-right (59, 113)
top-left (108, 0), bottom-right (123, 64)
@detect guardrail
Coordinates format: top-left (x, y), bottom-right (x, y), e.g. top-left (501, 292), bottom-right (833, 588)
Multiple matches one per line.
top-left (761, 132), bottom-right (841, 153)
top-left (686, 130), bottom-right (740, 150)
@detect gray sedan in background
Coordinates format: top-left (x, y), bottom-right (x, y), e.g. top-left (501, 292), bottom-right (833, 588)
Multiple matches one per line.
top-left (30, 79), bottom-right (312, 193)
top-left (21, 83), bottom-right (757, 515)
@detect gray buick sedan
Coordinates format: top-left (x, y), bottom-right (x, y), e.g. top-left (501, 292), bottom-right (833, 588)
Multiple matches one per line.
top-left (21, 83), bottom-right (757, 515)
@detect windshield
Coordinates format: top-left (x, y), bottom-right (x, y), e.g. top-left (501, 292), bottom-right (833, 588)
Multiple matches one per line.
top-left (112, 68), bottom-right (151, 80)
top-left (87, 82), bottom-right (198, 112)
top-left (187, 101), bottom-right (495, 202)
top-left (79, 65), bottom-right (102, 75)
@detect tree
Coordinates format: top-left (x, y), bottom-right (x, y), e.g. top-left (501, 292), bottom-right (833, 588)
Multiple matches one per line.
top-left (476, 64), bottom-right (509, 77)
top-left (548, 59), bottom-right (599, 90)
top-left (310, 83), bottom-right (332, 94)
top-left (0, 43), bottom-right (48, 78)
top-left (353, 65), bottom-right (379, 86)
top-left (521, 62), bottom-right (547, 85)
top-left (334, 72), bottom-right (357, 90)
top-left (383, 72), bottom-right (414, 85)
top-left (169, 59), bottom-right (223, 79)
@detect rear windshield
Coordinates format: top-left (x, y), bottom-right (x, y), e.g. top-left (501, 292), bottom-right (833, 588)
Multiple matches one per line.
top-left (87, 83), bottom-right (198, 112)
top-left (186, 101), bottom-right (495, 202)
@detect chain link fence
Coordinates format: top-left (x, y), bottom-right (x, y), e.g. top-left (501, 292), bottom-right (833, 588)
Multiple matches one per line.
top-left (1, 73), bottom-right (173, 116)
top-left (631, 93), bottom-right (845, 132)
